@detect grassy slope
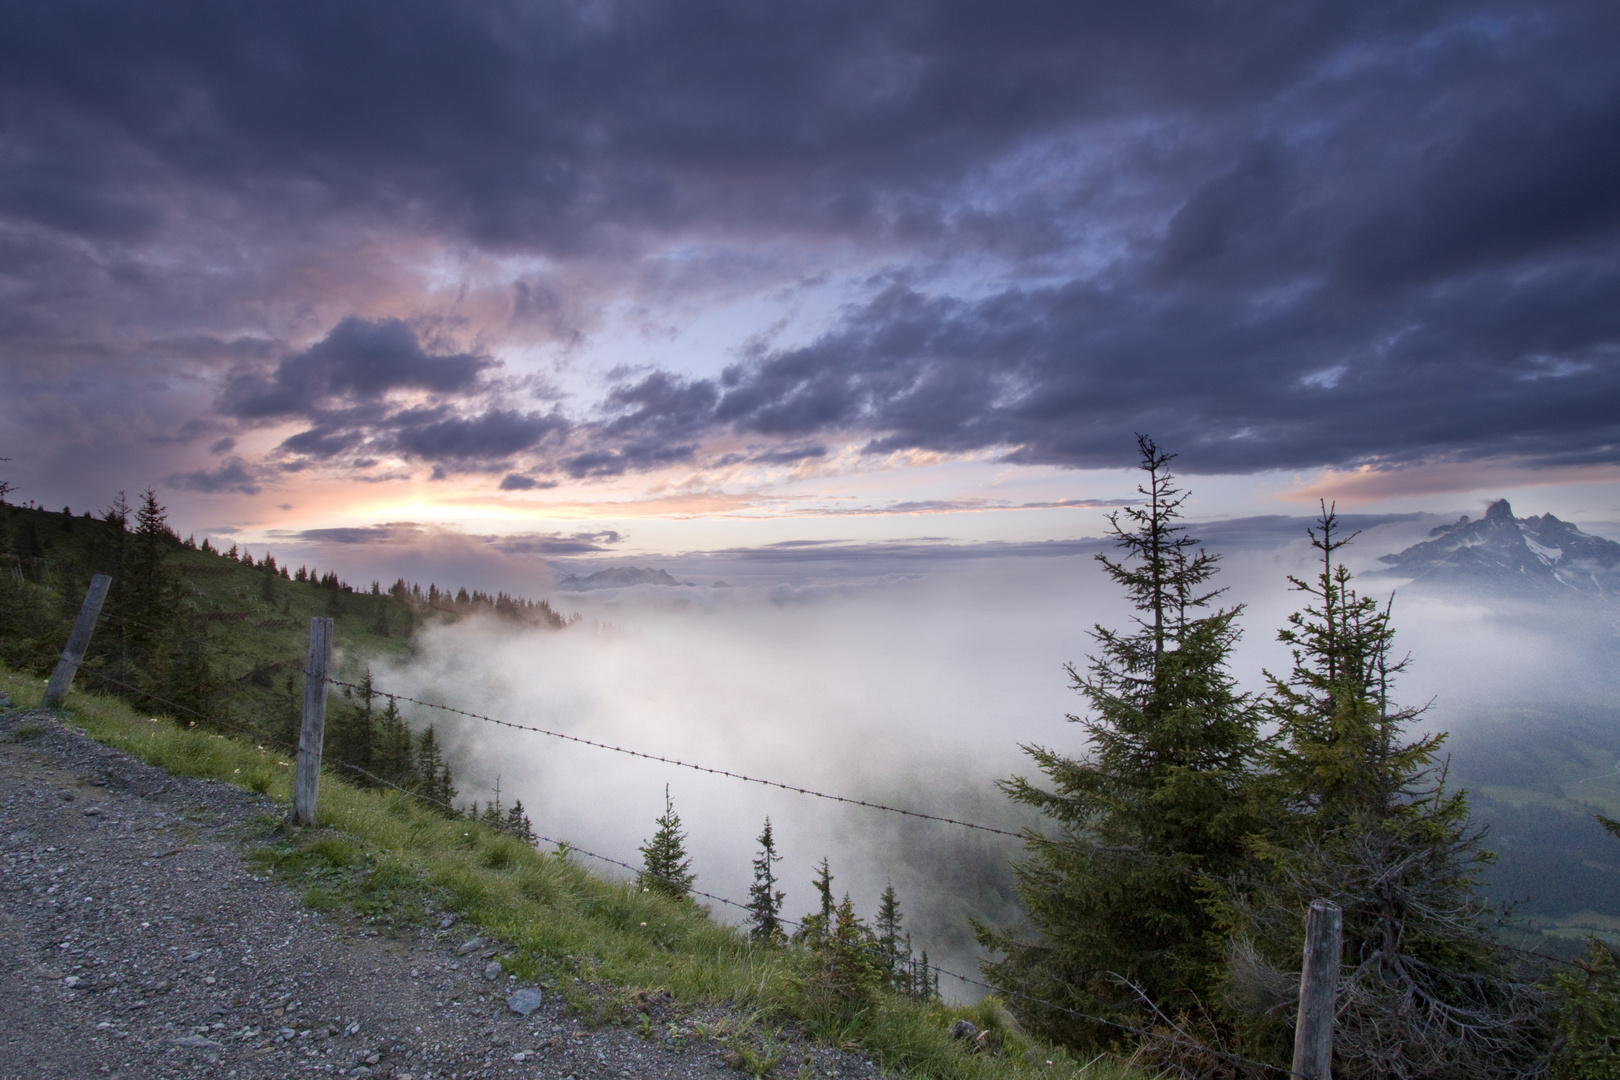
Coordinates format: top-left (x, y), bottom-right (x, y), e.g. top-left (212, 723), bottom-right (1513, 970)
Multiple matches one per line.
top-left (0, 665), bottom-right (1136, 1080)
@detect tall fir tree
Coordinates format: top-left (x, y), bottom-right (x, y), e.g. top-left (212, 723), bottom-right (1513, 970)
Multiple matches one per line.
top-left (746, 817), bottom-right (786, 944)
top-left (330, 668), bottom-right (377, 777)
top-left (1216, 508), bottom-right (1548, 1078)
top-left (638, 785), bottom-right (695, 899)
top-left (980, 436), bottom-right (1262, 1044)
top-left (413, 724), bottom-right (457, 813)
top-left (875, 883), bottom-right (913, 992)
top-left (796, 857), bottom-right (837, 948)
top-left (1260, 505), bottom-right (1441, 824)
top-left (374, 694), bottom-right (415, 786)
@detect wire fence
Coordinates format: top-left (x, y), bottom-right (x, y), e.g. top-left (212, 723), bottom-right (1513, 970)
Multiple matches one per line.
top-left (53, 636), bottom-right (1291, 1076)
top-left (324, 676), bottom-right (1027, 840)
top-left (31, 594), bottom-right (1577, 1078)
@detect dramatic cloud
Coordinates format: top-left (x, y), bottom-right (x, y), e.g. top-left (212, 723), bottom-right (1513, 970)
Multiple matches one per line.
top-left (1, 0), bottom-right (1618, 503)
top-left (220, 317), bottom-right (490, 421)
top-left (165, 456), bottom-right (264, 495)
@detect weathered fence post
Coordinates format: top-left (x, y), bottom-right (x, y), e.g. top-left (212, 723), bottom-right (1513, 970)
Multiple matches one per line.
top-left (293, 617), bottom-right (334, 826)
top-left (42, 574), bottom-right (112, 708)
top-left (1292, 899), bottom-right (1343, 1080)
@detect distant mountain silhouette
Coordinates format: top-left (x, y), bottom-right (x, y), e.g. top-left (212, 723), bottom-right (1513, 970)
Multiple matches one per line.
top-left (557, 566), bottom-right (682, 591)
top-left (1376, 499), bottom-right (1620, 599)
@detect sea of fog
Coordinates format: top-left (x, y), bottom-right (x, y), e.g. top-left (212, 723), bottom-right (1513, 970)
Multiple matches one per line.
top-left (348, 516), bottom-right (1620, 996)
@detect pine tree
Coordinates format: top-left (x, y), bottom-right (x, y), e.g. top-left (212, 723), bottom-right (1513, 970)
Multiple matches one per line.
top-left (413, 724), bottom-right (456, 813)
top-left (375, 695), bottom-right (414, 786)
top-left (796, 857), bottom-right (837, 948)
top-left (504, 799), bottom-right (537, 845)
top-left (746, 817), bottom-right (786, 944)
top-left (1216, 507), bottom-right (1548, 1078)
top-left (330, 669), bottom-right (377, 777)
top-left (980, 436), bottom-right (1262, 1043)
top-left (638, 785), bottom-right (695, 900)
top-left (875, 883), bottom-right (912, 990)
top-left (1260, 504), bottom-right (1441, 825)
top-left (372, 597), bottom-right (390, 637)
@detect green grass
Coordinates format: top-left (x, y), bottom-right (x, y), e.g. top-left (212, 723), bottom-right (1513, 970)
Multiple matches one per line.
top-left (0, 664), bottom-right (1136, 1080)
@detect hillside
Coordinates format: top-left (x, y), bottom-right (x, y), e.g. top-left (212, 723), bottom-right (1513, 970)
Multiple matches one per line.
top-left (0, 499), bottom-right (572, 744)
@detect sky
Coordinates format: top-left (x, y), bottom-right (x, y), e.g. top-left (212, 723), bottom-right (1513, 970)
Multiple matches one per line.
top-left (4, 0), bottom-right (1620, 579)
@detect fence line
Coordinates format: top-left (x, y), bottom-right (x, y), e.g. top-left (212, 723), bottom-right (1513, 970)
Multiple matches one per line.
top-left (326, 676), bottom-right (1027, 841)
top-left (64, 658), bottom-right (1291, 1076)
top-left (84, 608), bottom-right (1028, 841)
top-left (329, 761), bottom-right (1290, 1077)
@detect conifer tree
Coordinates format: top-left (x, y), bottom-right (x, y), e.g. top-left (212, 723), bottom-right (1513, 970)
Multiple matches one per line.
top-left (795, 857), bottom-right (837, 948)
top-left (330, 669), bottom-right (377, 777)
top-left (260, 557), bottom-right (278, 602)
top-left (1217, 508), bottom-right (1548, 1077)
top-left (746, 817), bottom-right (786, 944)
top-left (980, 435), bottom-right (1262, 1043)
top-left (414, 724), bottom-right (457, 813)
top-left (375, 695), bottom-right (414, 785)
top-left (504, 799), bottom-right (537, 845)
top-left (1259, 505), bottom-right (1441, 824)
top-left (638, 785), bottom-right (695, 899)
top-left (875, 883), bottom-right (912, 990)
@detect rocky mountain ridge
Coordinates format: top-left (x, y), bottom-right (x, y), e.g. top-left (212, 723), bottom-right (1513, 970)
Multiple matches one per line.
top-left (1376, 499), bottom-right (1620, 599)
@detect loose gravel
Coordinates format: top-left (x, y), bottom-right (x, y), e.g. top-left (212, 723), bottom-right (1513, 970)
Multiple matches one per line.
top-left (0, 704), bottom-right (890, 1080)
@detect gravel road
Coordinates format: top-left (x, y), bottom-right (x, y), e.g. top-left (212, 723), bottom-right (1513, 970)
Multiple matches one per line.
top-left (0, 703), bottom-right (889, 1080)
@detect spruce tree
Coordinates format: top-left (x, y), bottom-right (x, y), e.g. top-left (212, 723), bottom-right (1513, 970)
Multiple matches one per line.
top-left (980, 435), bottom-right (1262, 1044)
top-left (504, 799), bottom-right (537, 845)
top-left (1260, 505), bottom-right (1441, 823)
top-left (795, 857), bottom-right (837, 948)
top-left (875, 883), bottom-right (912, 990)
top-left (328, 668), bottom-right (377, 777)
top-left (375, 695), bottom-right (414, 785)
top-left (414, 725), bottom-right (457, 813)
top-left (638, 785), bottom-right (695, 899)
top-left (746, 817), bottom-right (786, 944)
top-left (1217, 508), bottom-right (1548, 1077)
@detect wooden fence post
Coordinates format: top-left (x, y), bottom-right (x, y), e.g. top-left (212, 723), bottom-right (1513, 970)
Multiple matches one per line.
top-left (1292, 899), bottom-right (1343, 1080)
top-left (42, 574), bottom-right (112, 708)
top-left (293, 617), bottom-right (334, 826)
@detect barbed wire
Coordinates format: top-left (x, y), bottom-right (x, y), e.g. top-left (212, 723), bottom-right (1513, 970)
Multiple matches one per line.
top-left (78, 607), bottom-right (1032, 842)
top-left (328, 676), bottom-right (1027, 840)
top-left (325, 758), bottom-right (1291, 1077)
top-left (21, 667), bottom-right (1387, 1077)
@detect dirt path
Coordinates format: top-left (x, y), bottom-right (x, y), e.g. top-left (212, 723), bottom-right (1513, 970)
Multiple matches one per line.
top-left (0, 705), bottom-right (886, 1080)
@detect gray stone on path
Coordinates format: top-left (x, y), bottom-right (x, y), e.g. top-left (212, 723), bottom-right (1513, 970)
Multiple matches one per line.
top-left (483, 960), bottom-right (502, 981)
top-left (455, 936), bottom-right (484, 955)
top-left (169, 1034), bottom-right (224, 1050)
top-left (507, 987), bottom-right (543, 1017)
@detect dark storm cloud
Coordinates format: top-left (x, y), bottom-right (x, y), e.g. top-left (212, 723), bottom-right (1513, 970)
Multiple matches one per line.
top-left (490, 531), bottom-right (626, 555)
top-left (165, 456), bottom-right (264, 495)
top-left (287, 524), bottom-right (424, 545)
top-left (498, 473), bottom-right (557, 491)
top-left (220, 317), bottom-right (489, 420)
top-left (3, 0), bottom-right (1620, 485)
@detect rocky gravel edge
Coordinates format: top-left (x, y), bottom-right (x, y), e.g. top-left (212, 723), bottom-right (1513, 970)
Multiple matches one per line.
top-left (0, 701), bottom-right (892, 1080)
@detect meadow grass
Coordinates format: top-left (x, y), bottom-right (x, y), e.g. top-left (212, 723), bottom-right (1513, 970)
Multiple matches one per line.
top-left (0, 664), bottom-right (1138, 1080)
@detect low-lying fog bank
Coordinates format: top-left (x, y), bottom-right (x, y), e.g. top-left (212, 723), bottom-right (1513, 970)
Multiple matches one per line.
top-left (360, 516), bottom-right (1620, 994)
